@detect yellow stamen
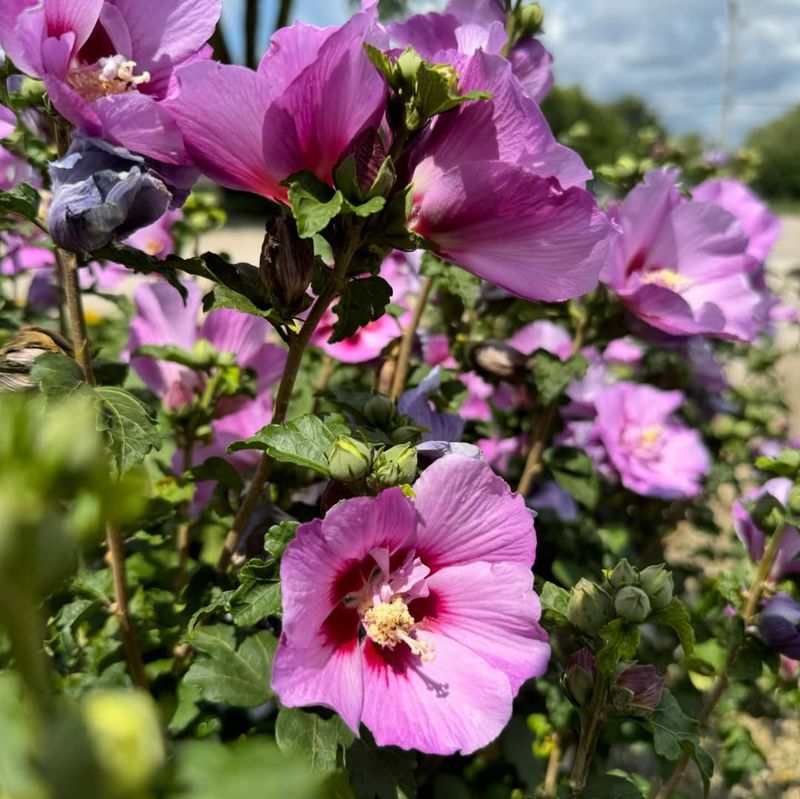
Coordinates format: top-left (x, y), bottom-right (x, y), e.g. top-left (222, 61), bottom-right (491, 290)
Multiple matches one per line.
top-left (362, 597), bottom-right (434, 661)
top-left (641, 269), bottom-right (693, 292)
top-left (639, 425), bottom-right (662, 448)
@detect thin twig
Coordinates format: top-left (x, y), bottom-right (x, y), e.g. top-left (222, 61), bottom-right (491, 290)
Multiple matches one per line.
top-left (216, 234), bottom-right (360, 572)
top-left (389, 275), bottom-right (434, 402)
top-left (542, 732), bottom-right (562, 797)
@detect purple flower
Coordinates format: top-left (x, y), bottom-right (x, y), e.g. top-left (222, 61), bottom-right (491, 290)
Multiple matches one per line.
top-left (602, 169), bottom-right (766, 342)
top-left (611, 664), bottom-right (665, 717)
top-left (593, 381), bottom-right (710, 499)
top-left (692, 178), bottom-right (781, 264)
top-left (407, 49), bottom-right (610, 302)
top-left (389, 0), bottom-right (553, 102)
top-left (477, 434), bottom-right (525, 473)
top-left (0, 0), bottom-right (221, 164)
top-left (398, 367), bottom-right (465, 443)
top-left (507, 320), bottom-right (573, 362)
top-left (603, 337), bottom-right (644, 365)
top-left (733, 479), bottom-right (800, 582)
top-left (271, 455), bottom-right (549, 754)
top-left (759, 594), bottom-right (800, 660)
top-left (47, 135), bottom-right (191, 252)
top-left (164, 7), bottom-right (388, 201)
top-left (528, 481), bottom-right (579, 521)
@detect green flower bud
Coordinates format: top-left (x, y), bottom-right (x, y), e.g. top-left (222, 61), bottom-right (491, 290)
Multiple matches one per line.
top-left (328, 437), bottom-right (372, 482)
top-left (364, 394), bottom-right (396, 429)
top-left (397, 47), bottom-right (423, 83)
top-left (790, 485), bottom-right (800, 516)
top-left (81, 690), bottom-right (165, 797)
top-left (518, 2), bottom-right (545, 36)
top-left (567, 578), bottom-right (614, 635)
top-left (389, 424), bottom-right (424, 445)
top-left (637, 564), bottom-right (674, 610)
top-left (429, 63), bottom-right (459, 94)
top-left (370, 444), bottom-right (418, 487)
top-left (608, 558), bottom-right (638, 590)
top-left (260, 216), bottom-right (314, 318)
top-left (614, 585), bottom-right (651, 623)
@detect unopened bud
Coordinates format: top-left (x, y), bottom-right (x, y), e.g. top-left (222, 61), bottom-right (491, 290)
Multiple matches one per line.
top-left (614, 585), bottom-right (651, 622)
top-left (260, 216), bottom-right (314, 317)
top-left (429, 63), bottom-right (459, 93)
top-left (790, 486), bottom-right (800, 516)
top-left (637, 564), bottom-right (674, 610)
top-left (397, 47), bottom-right (423, 83)
top-left (389, 423), bottom-right (424, 445)
top-left (364, 394), bottom-right (396, 429)
top-left (328, 437), bottom-right (372, 482)
top-left (469, 340), bottom-right (527, 381)
top-left (563, 648), bottom-right (595, 707)
top-left (608, 558), bottom-right (638, 591)
top-left (518, 2), bottom-right (545, 36)
top-left (609, 664), bottom-right (664, 717)
top-left (370, 444), bottom-right (418, 487)
top-left (567, 578), bottom-right (614, 635)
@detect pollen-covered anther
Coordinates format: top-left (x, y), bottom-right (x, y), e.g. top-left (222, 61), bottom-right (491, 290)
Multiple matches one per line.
top-left (638, 424), bottom-right (663, 448)
top-left (363, 597), bottom-right (434, 661)
top-left (641, 268), bottom-right (693, 292)
top-left (69, 55), bottom-right (151, 102)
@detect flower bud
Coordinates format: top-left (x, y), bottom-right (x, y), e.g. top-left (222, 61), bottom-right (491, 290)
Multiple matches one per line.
top-left (638, 564), bottom-right (674, 610)
top-left (370, 444), bottom-right (418, 487)
top-left (759, 593), bottom-right (800, 659)
top-left (567, 578), bottom-right (614, 635)
top-left (260, 215), bottom-right (314, 317)
top-left (614, 585), bottom-right (651, 623)
top-left (563, 647), bottom-right (596, 707)
top-left (608, 558), bottom-right (638, 591)
top-left (469, 340), bottom-right (527, 382)
top-left (81, 690), bottom-right (165, 796)
top-left (518, 2), bottom-right (545, 36)
top-left (789, 485), bottom-right (800, 516)
top-left (364, 394), bottom-right (396, 429)
top-left (609, 664), bottom-right (664, 717)
top-left (328, 437), bottom-right (372, 482)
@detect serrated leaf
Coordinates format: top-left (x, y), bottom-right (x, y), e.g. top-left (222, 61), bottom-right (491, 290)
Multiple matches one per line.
top-left (646, 689), bottom-right (698, 760)
top-left (228, 413), bottom-right (349, 476)
top-left (0, 182), bottom-right (40, 222)
top-left (31, 352), bottom-right (87, 401)
top-left (265, 520), bottom-right (299, 559)
top-left (344, 195), bottom-right (386, 217)
top-left (364, 43), bottom-right (397, 86)
top-left (532, 351), bottom-right (588, 405)
top-left (94, 386), bottom-right (161, 474)
top-left (648, 597), bottom-right (694, 655)
top-left (596, 619), bottom-right (640, 673)
top-left (545, 446), bottom-right (601, 510)
top-left (185, 626), bottom-right (276, 707)
top-left (286, 173), bottom-right (344, 238)
top-left (230, 560), bottom-right (282, 625)
top-left (347, 737), bottom-right (417, 799)
top-left (330, 276), bottom-right (393, 343)
top-left (275, 707), bottom-right (355, 776)
top-left (540, 582), bottom-right (570, 626)
top-left (202, 284), bottom-right (281, 324)
top-left (421, 253), bottom-right (478, 309)
top-left (576, 774), bottom-right (645, 798)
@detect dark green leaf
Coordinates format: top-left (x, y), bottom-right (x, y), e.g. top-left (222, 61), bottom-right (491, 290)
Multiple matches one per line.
top-left (230, 560), bottom-right (282, 625)
top-left (532, 351), bottom-right (588, 405)
top-left (94, 386), bottom-right (161, 474)
top-left (189, 456), bottom-right (243, 490)
top-left (545, 446), bottom-right (601, 510)
top-left (648, 597), bottom-right (694, 655)
top-left (596, 619), bottom-right (640, 673)
top-left (202, 284), bottom-right (281, 324)
top-left (286, 173), bottom-right (344, 238)
top-left (576, 774), bottom-right (645, 798)
top-left (0, 183), bottom-right (40, 222)
top-left (265, 520), bottom-right (299, 559)
top-left (275, 707), bottom-right (355, 776)
top-left (185, 626), bottom-right (276, 707)
top-left (646, 689), bottom-right (698, 760)
top-left (330, 276), bottom-right (393, 343)
top-left (31, 352), bottom-right (86, 401)
top-left (347, 737), bottom-right (417, 799)
top-left (421, 253), bottom-right (479, 310)
top-left (228, 413), bottom-right (349, 476)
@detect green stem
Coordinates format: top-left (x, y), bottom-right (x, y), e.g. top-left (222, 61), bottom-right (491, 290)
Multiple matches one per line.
top-left (216, 230), bottom-right (361, 572)
top-left (389, 275), bottom-right (434, 402)
top-left (569, 672), bottom-right (611, 791)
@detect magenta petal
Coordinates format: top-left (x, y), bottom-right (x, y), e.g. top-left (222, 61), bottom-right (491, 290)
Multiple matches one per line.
top-left (258, 21), bottom-right (337, 95)
top-left (425, 562), bottom-right (549, 692)
top-left (623, 283), bottom-right (726, 337)
top-left (388, 12), bottom-right (460, 60)
top-left (361, 633), bottom-right (512, 755)
top-left (45, 0), bottom-right (103, 50)
top-left (412, 455), bottom-right (535, 570)
top-left (0, 2), bottom-right (47, 77)
top-left (261, 12), bottom-right (387, 187)
top-left (0, 105), bottom-right (15, 139)
top-left (413, 162), bottom-right (609, 302)
top-left (167, 62), bottom-right (281, 195)
top-left (509, 39), bottom-right (553, 103)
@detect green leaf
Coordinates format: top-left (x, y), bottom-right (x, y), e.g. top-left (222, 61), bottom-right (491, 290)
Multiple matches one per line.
top-left (345, 195), bottom-right (386, 217)
top-left (176, 737), bottom-right (321, 799)
top-left (0, 182), bottom-right (40, 222)
top-left (228, 413), bottom-right (349, 476)
top-left (421, 253), bottom-right (479, 310)
top-left (94, 386), bottom-right (161, 475)
top-left (596, 619), bottom-right (640, 673)
top-left (347, 737), bottom-right (417, 799)
top-left (134, 342), bottom-right (218, 371)
top-left (364, 43), bottom-right (397, 86)
top-left (415, 61), bottom-right (490, 119)
top-left (330, 276), bottom-right (393, 343)
top-left (544, 446), bottom-right (601, 510)
top-left (540, 582), bottom-right (571, 626)
top-left (31, 352), bottom-right (87, 401)
top-left (532, 351), bottom-right (588, 405)
top-left (648, 597), bottom-right (694, 655)
top-left (0, 673), bottom-right (45, 798)
top-left (755, 447), bottom-right (800, 479)
top-left (230, 560), bottom-right (282, 625)
top-left (576, 774), bottom-right (645, 798)
top-left (202, 284), bottom-right (281, 324)
top-left (184, 626), bottom-right (277, 707)
top-left (275, 707), bottom-right (355, 776)
top-left (265, 520), bottom-right (299, 559)
top-left (286, 172), bottom-right (344, 238)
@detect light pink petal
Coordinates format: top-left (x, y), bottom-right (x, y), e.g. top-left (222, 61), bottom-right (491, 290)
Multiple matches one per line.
top-left (423, 561), bottom-right (549, 691)
top-left (258, 21), bottom-right (337, 94)
top-left (45, 0), bottom-right (103, 50)
top-left (0, 105), bottom-right (15, 139)
top-left (681, 273), bottom-right (765, 342)
top-left (446, 0), bottom-right (505, 26)
top-left (0, 2), bottom-right (47, 77)
top-left (413, 162), bottom-right (609, 302)
top-left (622, 284), bottom-right (726, 337)
top-left (507, 320), bottom-right (572, 360)
top-left (167, 62), bottom-right (281, 196)
top-left (509, 38), bottom-right (553, 103)
top-left (412, 455), bottom-right (535, 570)
top-left (361, 632), bottom-right (512, 755)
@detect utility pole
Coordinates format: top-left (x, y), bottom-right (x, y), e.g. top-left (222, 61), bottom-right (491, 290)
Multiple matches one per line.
top-left (718, 0), bottom-right (740, 150)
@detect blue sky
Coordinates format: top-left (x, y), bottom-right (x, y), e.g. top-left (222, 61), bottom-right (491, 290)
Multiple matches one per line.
top-left (221, 0), bottom-right (800, 145)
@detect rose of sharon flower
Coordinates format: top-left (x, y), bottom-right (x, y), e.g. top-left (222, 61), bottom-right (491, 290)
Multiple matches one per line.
top-left (0, 0), bottom-right (221, 164)
top-left (594, 382), bottom-right (709, 499)
top-left (602, 169), bottom-right (766, 342)
top-left (272, 455), bottom-right (549, 754)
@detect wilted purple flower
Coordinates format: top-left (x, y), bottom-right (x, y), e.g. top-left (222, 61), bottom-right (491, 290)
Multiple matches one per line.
top-left (594, 381), bottom-right (710, 499)
top-left (398, 366), bottom-right (464, 443)
top-left (165, 6), bottom-right (388, 201)
top-left (47, 135), bottom-right (192, 252)
top-left (692, 178), bottom-right (781, 264)
top-left (390, 0), bottom-right (553, 102)
top-left (733, 478), bottom-right (800, 582)
top-left (0, 0), bottom-right (221, 164)
top-left (272, 455), bottom-right (549, 754)
top-left (759, 594), bottom-right (800, 660)
top-left (602, 169), bottom-right (765, 342)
